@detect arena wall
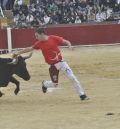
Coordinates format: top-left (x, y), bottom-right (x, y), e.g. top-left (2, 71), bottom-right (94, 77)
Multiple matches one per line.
top-left (0, 29), bottom-right (8, 49)
top-left (11, 28), bottom-right (36, 48)
top-left (46, 23), bottom-right (120, 45)
top-left (0, 23), bottom-right (120, 49)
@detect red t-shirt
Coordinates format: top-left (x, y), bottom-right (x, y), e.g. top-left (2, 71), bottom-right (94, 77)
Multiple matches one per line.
top-left (32, 35), bottom-right (64, 64)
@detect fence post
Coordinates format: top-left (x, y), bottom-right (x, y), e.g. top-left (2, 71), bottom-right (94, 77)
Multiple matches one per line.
top-left (7, 27), bottom-right (12, 52)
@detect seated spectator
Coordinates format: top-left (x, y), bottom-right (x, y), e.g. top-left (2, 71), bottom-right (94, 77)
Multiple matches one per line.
top-left (31, 16), bottom-right (45, 26)
top-left (29, 3), bottom-right (36, 15)
top-left (2, 0), bottom-right (8, 10)
top-left (50, 3), bottom-right (59, 12)
top-left (50, 11), bottom-right (59, 24)
top-left (75, 15), bottom-right (82, 23)
top-left (21, 4), bottom-right (28, 16)
top-left (12, 3), bottom-right (21, 16)
top-left (26, 13), bottom-right (34, 26)
top-left (14, 0), bottom-right (23, 6)
top-left (106, 7), bottom-right (113, 19)
top-left (1, 0), bottom-right (15, 10)
top-left (96, 11), bottom-right (103, 22)
top-left (17, 10), bottom-right (26, 27)
top-left (113, 3), bottom-right (120, 12)
top-left (87, 9), bottom-right (96, 22)
top-left (68, 12), bottom-right (76, 23)
top-left (43, 13), bottom-right (51, 24)
top-left (13, 14), bottom-right (19, 25)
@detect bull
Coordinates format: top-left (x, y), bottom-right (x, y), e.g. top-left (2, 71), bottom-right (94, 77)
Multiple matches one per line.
top-left (0, 53), bottom-right (32, 97)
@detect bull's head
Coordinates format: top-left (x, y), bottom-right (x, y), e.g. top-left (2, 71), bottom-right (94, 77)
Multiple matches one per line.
top-left (11, 52), bottom-right (32, 81)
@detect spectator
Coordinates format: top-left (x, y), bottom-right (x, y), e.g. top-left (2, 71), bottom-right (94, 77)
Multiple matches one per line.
top-left (13, 14), bottom-right (19, 25)
top-left (14, 0), bottom-right (23, 6)
top-left (113, 3), bottom-right (120, 12)
top-left (26, 13), bottom-right (34, 26)
top-left (50, 3), bottom-right (59, 12)
top-left (87, 9), bottom-right (96, 22)
top-left (13, 4), bottom-right (20, 16)
top-left (96, 11), bottom-right (103, 22)
top-left (117, 0), bottom-right (120, 4)
top-left (106, 6), bottom-right (113, 19)
top-left (17, 10), bottom-right (26, 27)
top-left (75, 15), bottom-right (82, 23)
top-left (43, 13), bottom-right (50, 24)
top-left (1, 0), bottom-right (15, 10)
top-left (50, 11), bottom-right (59, 24)
top-left (22, 4), bottom-right (28, 15)
top-left (2, 0), bottom-right (8, 10)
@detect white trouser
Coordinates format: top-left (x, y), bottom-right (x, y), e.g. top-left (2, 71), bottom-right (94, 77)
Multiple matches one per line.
top-left (44, 61), bottom-right (85, 96)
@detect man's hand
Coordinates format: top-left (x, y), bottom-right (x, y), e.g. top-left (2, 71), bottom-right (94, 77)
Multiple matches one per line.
top-left (69, 45), bottom-right (74, 50)
top-left (63, 40), bottom-right (74, 50)
top-left (12, 47), bottom-right (33, 58)
top-left (12, 53), bottom-right (19, 59)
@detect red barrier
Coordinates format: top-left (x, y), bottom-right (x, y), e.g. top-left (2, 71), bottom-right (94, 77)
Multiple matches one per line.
top-left (11, 28), bottom-right (37, 48)
top-left (46, 23), bottom-right (120, 44)
top-left (1, 23), bottom-right (120, 49)
top-left (0, 29), bottom-right (8, 49)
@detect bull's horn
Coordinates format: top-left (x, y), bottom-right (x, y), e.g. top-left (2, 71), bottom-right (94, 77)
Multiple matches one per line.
top-left (8, 57), bottom-right (18, 64)
top-left (24, 52), bottom-right (33, 59)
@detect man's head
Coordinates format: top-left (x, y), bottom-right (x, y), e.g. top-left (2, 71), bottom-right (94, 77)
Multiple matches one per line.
top-left (35, 27), bottom-right (47, 41)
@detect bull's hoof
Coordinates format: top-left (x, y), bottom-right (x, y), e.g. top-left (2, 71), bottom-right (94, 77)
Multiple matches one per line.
top-left (0, 93), bottom-right (2, 97)
top-left (0, 92), bottom-right (5, 97)
top-left (14, 89), bottom-right (20, 95)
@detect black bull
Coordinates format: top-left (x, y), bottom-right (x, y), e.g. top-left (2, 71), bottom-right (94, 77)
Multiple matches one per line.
top-left (0, 56), bottom-right (31, 97)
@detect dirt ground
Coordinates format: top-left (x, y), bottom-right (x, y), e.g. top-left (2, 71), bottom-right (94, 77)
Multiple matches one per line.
top-left (1, 45), bottom-right (120, 129)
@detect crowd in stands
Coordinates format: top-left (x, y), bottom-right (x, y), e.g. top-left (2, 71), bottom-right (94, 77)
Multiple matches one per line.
top-left (1, 0), bottom-right (120, 27)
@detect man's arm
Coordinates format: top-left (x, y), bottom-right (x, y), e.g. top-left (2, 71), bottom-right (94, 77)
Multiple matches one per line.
top-left (62, 40), bottom-right (73, 49)
top-left (13, 47), bottom-right (34, 57)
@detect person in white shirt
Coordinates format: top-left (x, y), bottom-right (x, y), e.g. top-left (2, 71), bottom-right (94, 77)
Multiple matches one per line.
top-left (26, 13), bottom-right (34, 26)
top-left (117, 0), bottom-right (120, 4)
top-left (75, 16), bottom-right (82, 23)
top-left (14, 0), bottom-right (23, 6)
top-left (43, 14), bottom-right (50, 24)
top-left (96, 11), bottom-right (102, 22)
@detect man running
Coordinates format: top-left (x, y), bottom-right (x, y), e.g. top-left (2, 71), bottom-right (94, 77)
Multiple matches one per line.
top-left (13, 27), bottom-right (89, 101)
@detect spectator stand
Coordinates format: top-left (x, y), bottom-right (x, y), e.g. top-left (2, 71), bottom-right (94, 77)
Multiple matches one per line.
top-left (9, 0), bottom-right (120, 28)
top-left (0, 0), bottom-right (120, 28)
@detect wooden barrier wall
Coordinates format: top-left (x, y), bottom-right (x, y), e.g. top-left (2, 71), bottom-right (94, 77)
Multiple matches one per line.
top-left (0, 23), bottom-right (120, 49)
top-left (11, 28), bottom-right (36, 48)
top-left (0, 29), bottom-right (8, 49)
top-left (46, 23), bottom-right (120, 45)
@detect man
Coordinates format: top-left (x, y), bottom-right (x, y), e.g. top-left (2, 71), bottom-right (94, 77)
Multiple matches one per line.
top-left (13, 27), bottom-right (89, 101)
top-left (2, 0), bottom-right (8, 10)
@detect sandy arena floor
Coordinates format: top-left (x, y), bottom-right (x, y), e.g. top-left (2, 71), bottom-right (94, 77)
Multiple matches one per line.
top-left (0, 45), bottom-right (120, 129)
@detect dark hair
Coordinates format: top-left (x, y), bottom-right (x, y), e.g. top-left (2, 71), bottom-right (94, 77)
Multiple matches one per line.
top-left (35, 27), bottom-right (46, 34)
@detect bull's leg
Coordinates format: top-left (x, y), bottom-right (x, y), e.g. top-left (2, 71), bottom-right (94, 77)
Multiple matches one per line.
top-left (0, 91), bottom-right (4, 97)
top-left (0, 91), bottom-right (2, 97)
top-left (10, 77), bottom-right (20, 95)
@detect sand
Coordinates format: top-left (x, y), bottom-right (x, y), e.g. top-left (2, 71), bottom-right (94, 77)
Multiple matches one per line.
top-left (0, 45), bottom-right (120, 129)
